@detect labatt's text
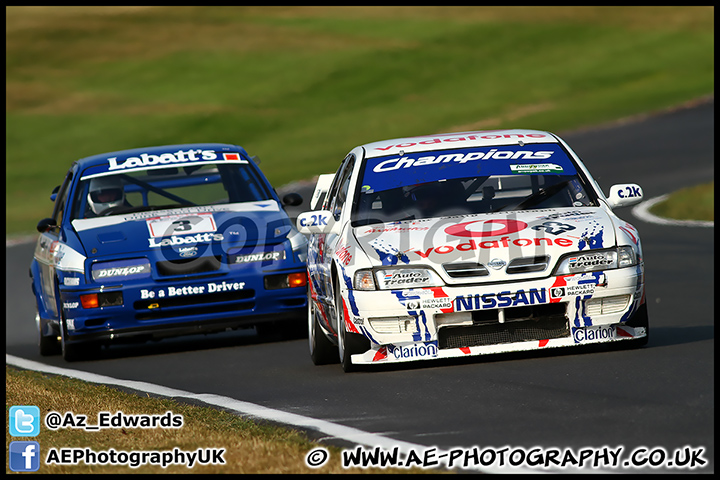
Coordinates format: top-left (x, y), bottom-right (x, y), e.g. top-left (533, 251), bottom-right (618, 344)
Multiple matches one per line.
top-left (149, 232), bottom-right (223, 248)
top-left (108, 149), bottom-right (220, 171)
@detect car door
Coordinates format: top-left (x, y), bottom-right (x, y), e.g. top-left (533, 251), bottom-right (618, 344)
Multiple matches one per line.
top-left (312, 153), bottom-right (355, 331)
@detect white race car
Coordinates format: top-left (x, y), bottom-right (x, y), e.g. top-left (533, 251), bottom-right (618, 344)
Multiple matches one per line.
top-left (297, 130), bottom-right (648, 372)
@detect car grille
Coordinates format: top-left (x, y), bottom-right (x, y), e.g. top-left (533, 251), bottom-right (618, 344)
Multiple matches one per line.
top-left (156, 255), bottom-right (222, 277)
top-left (134, 289), bottom-right (255, 321)
top-left (438, 303), bottom-right (568, 349)
top-left (443, 262), bottom-right (489, 278)
top-left (443, 255), bottom-right (550, 279)
top-left (506, 255), bottom-right (550, 274)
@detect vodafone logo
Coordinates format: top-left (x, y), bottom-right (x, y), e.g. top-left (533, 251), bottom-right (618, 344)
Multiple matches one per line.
top-left (445, 219), bottom-right (528, 238)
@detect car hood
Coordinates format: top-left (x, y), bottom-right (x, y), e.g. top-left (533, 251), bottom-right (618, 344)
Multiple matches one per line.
top-left (72, 201), bottom-right (292, 259)
top-left (352, 207), bottom-right (617, 282)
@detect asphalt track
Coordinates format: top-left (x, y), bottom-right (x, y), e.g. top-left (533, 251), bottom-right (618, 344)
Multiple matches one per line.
top-left (6, 98), bottom-right (714, 473)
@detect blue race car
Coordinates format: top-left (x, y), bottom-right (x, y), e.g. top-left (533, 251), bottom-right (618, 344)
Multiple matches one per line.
top-left (30, 143), bottom-right (308, 361)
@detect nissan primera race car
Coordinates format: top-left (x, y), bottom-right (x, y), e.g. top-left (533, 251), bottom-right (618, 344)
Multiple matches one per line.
top-left (31, 143), bottom-right (308, 361)
top-left (297, 130), bottom-right (648, 372)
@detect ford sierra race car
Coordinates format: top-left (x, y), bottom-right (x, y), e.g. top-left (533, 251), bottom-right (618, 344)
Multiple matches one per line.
top-left (296, 130), bottom-right (648, 372)
top-left (30, 143), bottom-right (308, 361)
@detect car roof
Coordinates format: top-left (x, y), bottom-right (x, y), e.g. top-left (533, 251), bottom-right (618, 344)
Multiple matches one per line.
top-left (361, 129), bottom-right (560, 159)
top-left (74, 143), bottom-right (250, 169)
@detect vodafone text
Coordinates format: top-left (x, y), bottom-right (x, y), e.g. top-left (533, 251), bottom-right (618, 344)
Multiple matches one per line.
top-left (341, 445), bottom-right (707, 471)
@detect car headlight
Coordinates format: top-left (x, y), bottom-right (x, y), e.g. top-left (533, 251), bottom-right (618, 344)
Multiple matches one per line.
top-left (353, 270), bottom-right (376, 291)
top-left (554, 246), bottom-right (637, 275)
top-left (91, 259), bottom-right (151, 282)
top-left (617, 246), bottom-right (637, 268)
top-left (354, 268), bottom-right (444, 291)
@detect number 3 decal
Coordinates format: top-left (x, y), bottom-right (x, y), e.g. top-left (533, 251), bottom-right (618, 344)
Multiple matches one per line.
top-left (147, 213), bottom-right (217, 238)
top-left (172, 219), bottom-right (194, 232)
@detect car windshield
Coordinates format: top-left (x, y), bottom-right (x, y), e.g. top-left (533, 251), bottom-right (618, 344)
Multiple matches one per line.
top-left (351, 143), bottom-right (598, 226)
top-left (72, 161), bottom-right (272, 219)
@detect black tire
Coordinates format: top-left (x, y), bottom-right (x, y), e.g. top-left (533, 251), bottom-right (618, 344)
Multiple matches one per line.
top-left (308, 286), bottom-right (338, 365)
top-left (334, 278), bottom-right (369, 373)
top-left (60, 314), bottom-right (82, 362)
top-left (56, 300), bottom-right (87, 362)
top-left (36, 311), bottom-right (60, 356)
top-left (625, 301), bottom-right (649, 348)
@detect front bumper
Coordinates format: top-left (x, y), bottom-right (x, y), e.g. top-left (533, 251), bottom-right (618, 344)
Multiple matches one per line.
top-left (57, 271), bottom-right (307, 344)
top-left (342, 268), bottom-right (646, 365)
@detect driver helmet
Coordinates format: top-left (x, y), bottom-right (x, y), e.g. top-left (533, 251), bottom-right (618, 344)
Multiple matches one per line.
top-left (410, 182), bottom-right (444, 213)
top-left (87, 176), bottom-right (124, 215)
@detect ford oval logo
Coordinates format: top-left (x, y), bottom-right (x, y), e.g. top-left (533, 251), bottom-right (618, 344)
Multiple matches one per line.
top-left (487, 258), bottom-right (507, 270)
top-left (179, 247), bottom-right (198, 258)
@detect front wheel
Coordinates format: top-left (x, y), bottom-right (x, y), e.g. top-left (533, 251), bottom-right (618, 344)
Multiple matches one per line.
top-left (59, 312), bottom-right (82, 362)
top-left (334, 279), bottom-right (369, 373)
top-left (57, 304), bottom-right (96, 361)
top-left (309, 286), bottom-right (338, 365)
top-left (36, 311), bottom-right (60, 356)
top-left (625, 302), bottom-right (649, 347)
top-left (337, 310), bottom-right (356, 372)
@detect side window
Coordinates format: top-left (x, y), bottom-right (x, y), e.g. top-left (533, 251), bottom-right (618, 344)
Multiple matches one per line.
top-left (52, 171), bottom-right (74, 227)
top-left (323, 155), bottom-right (349, 209)
top-left (327, 154), bottom-right (355, 220)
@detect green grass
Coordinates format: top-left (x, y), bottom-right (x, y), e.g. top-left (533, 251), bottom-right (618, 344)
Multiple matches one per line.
top-left (6, 366), bottom-right (434, 474)
top-left (649, 182), bottom-right (714, 222)
top-left (5, 6), bottom-right (714, 235)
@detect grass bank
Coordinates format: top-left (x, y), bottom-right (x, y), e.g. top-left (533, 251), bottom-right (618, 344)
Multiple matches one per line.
top-left (6, 366), bottom-right (433, 474)
top-left (648, 181), bottom-right (714, 222)
top-left (5, 6), bottom-right (714, 234)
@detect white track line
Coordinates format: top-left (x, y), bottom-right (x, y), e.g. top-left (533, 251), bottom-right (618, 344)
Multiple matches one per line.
top-left (7, 353), bottom-right (553, 473)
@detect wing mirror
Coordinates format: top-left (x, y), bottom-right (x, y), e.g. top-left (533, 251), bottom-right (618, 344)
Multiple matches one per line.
top-left (606, 183), bottom-right (644, 208)
top-left (282, 192), bottom-right (303, 207)
top-left (296, 210), bottom-right (340, 235)
top-left (36, 217), bottom-right (57, 233)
